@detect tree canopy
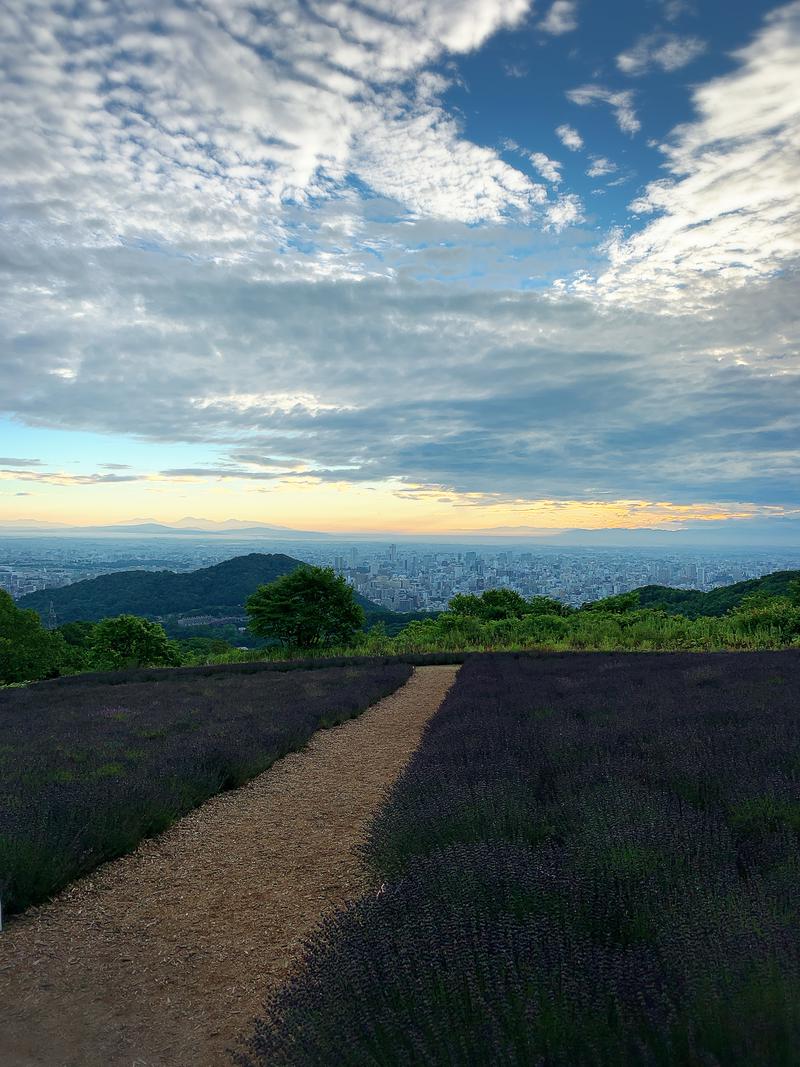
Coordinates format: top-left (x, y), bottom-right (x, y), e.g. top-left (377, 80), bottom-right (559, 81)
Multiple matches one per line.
top-left (89, 615), bottom-right (181, 671)
top-left (448, 589), bottom-right (571, 621)
top-left (0, 590), bottom-right (66, 684)
top-left (246, 566), bottom-right (365, 649)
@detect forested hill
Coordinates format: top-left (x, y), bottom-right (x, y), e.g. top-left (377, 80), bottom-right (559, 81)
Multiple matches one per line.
top-left (635, 570), bottom-right (800, 618)
top-left (18, 553), bottom-right (393, 625)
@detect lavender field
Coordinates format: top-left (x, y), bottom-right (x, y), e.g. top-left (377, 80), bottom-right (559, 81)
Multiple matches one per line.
top-left (242, 651), bottom-right (800, 1066)
top-left (0, 662), bottom-right (412, 915)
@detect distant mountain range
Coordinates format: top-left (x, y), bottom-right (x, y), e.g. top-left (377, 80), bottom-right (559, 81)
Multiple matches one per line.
top-left (0, 519), bottom-right (328, 538)
top-left (2, 513), bottom-right (799, 546)
top-left (18, 553), bottom-right (406, 627)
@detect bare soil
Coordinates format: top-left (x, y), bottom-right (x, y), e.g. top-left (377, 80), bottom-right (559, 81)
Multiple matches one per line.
top-left (0, 664), bottom-right (458, 1067)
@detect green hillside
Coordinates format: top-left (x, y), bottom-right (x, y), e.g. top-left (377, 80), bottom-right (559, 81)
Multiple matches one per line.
top-left (635, 569), bottom-right (800, 618)
top-left (18, 553), bottom-right (406, 628)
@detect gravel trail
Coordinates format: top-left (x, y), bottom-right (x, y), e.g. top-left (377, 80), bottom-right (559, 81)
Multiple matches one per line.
top-left (0, 664), bottom-right (458, 1067)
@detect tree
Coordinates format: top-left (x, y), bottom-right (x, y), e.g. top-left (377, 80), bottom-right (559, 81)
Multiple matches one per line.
top-left (55, 620), bottom-right (96, 673)
top-left (527, 595), bottom-right (571, 617)
top-left (89, 614), bottom-right (182, 671)
top-left (582, 591), bottom-right (640, 614)
top-left (0, 590), bottom-right (66, 684)
top-left (447, 593), bottom-right (484, 618)
top-left (448, 589), bottom-right (530, 621)
top-left (246, 566), bottom-right (365, 650)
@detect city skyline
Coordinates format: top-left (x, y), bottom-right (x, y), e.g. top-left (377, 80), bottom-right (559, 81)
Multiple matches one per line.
top-left (2, 1), bottom-right (799, 541)
top-left (5, 534), bottom-right (799, 614)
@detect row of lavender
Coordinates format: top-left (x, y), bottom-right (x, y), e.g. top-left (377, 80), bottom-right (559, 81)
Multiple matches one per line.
top-left (0, 662), bottom-right (412, 914)
top-left (241, 651), bottom-right (800, 1066)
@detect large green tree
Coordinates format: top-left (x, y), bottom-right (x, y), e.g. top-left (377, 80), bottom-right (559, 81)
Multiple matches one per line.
top-left (0, 590), bottom-right (66, 684)
top-left (246, 566), bottom-right (365, 650)
top-left (89, 614), bottom-right (182, 671)
top-left (449, 589), bottom-right (531, 621)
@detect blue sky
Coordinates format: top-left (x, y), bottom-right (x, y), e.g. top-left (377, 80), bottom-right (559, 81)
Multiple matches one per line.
top-left (0, 0), bottom-right (798, 537)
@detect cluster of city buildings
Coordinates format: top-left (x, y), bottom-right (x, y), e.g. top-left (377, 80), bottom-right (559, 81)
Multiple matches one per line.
top-left (306, 544), bottom-right (800, 612)
top-left (2, 536), bottom-right (798, 615)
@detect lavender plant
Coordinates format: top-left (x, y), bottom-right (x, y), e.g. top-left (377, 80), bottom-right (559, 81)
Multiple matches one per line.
top-left (240, 651), bottom-right (800, 1066)
top-left (0, 662), bottom-right (412, 914)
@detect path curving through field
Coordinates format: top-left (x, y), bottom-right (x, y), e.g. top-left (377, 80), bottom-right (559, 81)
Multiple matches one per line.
top-left (0, 664), bottom-right (458, 1067)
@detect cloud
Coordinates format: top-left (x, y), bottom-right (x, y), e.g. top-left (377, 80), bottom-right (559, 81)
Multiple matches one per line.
top-left (586, 156), bottom-right (618, 178)
top-left (596, 1), bottom-right (800, 306)
top-left (1, 258), bottom-right (797, 506)
top-left (352, 98), bottom-right (548, 224)
top-left (539, 1), bottom-right (579, 35)
top-left (617, 33), bottom-right (706, 75)
top-left (0, 457), bottom-right (41, 467)
top-left (0, 469), bottom-right (142, 485)
top-left (159, 466), bottom-right (316, 481)
top-left (661, 0), bottom-right (693, 21)
top-left (567, 85), bottom-right (640, 134)
top-left (0, 0), bottom-right (546, 234)
top-left (528, 152), bottom-right (563, 183)
top-left (0, 0), bottom-right (797, 522)
top-left (546, 194), bottom-right (584, 229)
top-left (555, 124), bottom-right (584, 150)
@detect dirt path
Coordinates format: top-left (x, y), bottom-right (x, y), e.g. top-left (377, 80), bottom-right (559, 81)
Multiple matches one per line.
top-left (0, 664), bottom-right (458, 1067)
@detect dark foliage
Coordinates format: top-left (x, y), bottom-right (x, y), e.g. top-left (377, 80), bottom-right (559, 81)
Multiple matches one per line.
top-left (89, 614), bottom-right (181, 670)
top-left (448, 589), bottom-right (532, 620)
top-left (17, 553), bottom-right (303, 622)
top-left (0, 662), bottom-right (412, 915)
top-left (241, 651), bottom-right (800, 1066)
top-left (637, 570), bottom-right (800, 618)
top-left (247, 566), bottom-right (365, 649)
top-left (0, 589), bottom-right (66, 683)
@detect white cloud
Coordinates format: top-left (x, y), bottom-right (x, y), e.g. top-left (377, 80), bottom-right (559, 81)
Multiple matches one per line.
top-left (539, 1), bottom-right (578, 35)
top-left (617, 33), bottom-right (706, 76)
top-left (2, 262), bottom-right (797, 504)
top-left (0, 0), bottom-right (541, 237)
top-left (546, 194), bottom-right (584, 229)
top-left (597, 1), bottom-right (800, 307)
top-left (661, 0), bottom-right (692, 21)
top-left (529, 152), bottom-right (563, 183)
top-left (567, 85), bottom-right (641, 134)
top-left (587, 156), bottom-right (618, 178)
top-left (555, 123), bottom-right (584, 150)
top-left (353, 102), bottom-right (547, 224)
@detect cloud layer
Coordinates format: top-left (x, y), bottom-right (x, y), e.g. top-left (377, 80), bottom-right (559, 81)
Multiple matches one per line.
top-left (1, 0), bottom-right (798, 528)
top-left (1, 0), bottom-right (558, 237)
top-left (597, 1), bottom-right (800, 305)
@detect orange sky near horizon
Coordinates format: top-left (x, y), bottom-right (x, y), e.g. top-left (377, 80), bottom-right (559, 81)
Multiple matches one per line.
top-left (0, 470), bottom-right (789, 535)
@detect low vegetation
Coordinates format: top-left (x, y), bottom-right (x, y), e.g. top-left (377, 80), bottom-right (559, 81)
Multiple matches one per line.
top-left (0, 661), bottom-right (412, 915)
top-left (241, 651), bottom-right (800, 1066)
top-left (4, 574), bottom-right (800, 686)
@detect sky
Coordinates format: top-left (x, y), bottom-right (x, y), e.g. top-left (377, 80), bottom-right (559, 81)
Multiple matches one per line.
top-left (1, 0), bottom-right (798, 539)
